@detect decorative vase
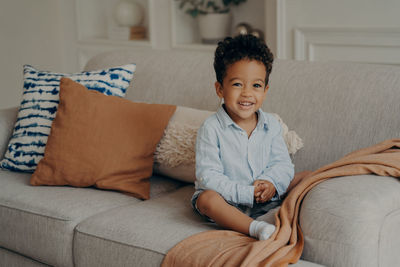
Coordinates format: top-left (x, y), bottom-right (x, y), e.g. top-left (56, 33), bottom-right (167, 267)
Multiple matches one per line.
top-left (197, 12), bottom-right (232, 44)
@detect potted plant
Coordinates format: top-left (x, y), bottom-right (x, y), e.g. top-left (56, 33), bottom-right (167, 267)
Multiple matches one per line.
top-left (176, 0), bottom-right (247, 43)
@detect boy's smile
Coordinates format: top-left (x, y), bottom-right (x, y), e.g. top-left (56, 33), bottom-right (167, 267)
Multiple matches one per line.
top-left (215, 59), bottom-right (268, 129)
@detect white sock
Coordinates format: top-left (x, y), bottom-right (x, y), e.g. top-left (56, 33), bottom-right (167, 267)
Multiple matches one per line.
top-left (249, 220), bottom-right (276, 240)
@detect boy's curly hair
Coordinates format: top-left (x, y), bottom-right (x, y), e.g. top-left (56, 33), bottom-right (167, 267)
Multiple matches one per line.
top-left (214, 34), bottom-right (274, 85)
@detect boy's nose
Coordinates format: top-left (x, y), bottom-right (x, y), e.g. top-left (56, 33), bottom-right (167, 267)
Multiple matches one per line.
top-left (241, 86), bottom-right (252, 96)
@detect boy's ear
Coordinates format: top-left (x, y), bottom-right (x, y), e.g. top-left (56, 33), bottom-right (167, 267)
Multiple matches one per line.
top-left (215, 81), bottom-right (223, 98)
top-left (265, 84), bottom-right (269, 92)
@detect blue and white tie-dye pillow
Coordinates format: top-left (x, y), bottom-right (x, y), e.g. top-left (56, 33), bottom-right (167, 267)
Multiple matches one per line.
top-left (0, 64), bottom-right (136, 172)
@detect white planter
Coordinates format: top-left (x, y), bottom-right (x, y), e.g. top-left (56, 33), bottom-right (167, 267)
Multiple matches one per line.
top-left (197, 12), bottom-right (232, 44)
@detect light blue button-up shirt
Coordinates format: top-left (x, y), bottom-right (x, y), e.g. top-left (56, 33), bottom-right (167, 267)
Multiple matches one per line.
top-left (195, 106), bottom-right (294, 208)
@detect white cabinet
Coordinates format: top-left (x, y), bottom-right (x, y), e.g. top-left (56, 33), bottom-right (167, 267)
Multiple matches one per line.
top-left (74, 0), bottom-right (273, 69)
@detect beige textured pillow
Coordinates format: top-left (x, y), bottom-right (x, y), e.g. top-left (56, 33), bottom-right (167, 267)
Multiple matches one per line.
top-left (153, 107), bottom-right (303, 183)
top-left (153, 106), bottom-right (213, 183)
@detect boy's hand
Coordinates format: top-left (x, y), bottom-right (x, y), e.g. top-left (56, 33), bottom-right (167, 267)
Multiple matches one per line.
top-left (253, 180), bottom-right (276, 203)
top-left (254, 182), bottom-right (265, 201)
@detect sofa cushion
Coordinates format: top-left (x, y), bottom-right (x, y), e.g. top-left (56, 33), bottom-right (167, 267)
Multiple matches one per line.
top-left (300, 174), bottom-right (400, 267)
top-left (265, 60), bottom-right (400, 172)
top-left (0, 64), bottom-right (136, 172)
top-left (30, 78), bottom-right (176, 200)
top-left (84, 50), bottom-right (219, 111)
top-left (0, 169), bottom-right (184, 267)
top-left (73, 186), bottom-right (323, 267)
top-left (74, 186), bottom-right (217, 267)
top-left (0, 247), bottom-right (50, 267)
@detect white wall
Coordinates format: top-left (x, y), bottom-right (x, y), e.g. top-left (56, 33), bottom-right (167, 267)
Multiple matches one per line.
top-left (0, 0), bottom-right (76, 109)
top-left (281, 0), bottom-right (400, 64)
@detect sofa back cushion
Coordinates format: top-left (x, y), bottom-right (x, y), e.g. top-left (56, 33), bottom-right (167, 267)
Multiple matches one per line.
top-left (85, 50), bottom-right (219, 112)
top-left (265, 60), bottom-right (400, 171)
top-left (84, 49), bottom-right (400, 172)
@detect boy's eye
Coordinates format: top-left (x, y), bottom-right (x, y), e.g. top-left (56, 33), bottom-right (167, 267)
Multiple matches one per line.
top-left (254, 83), bottom-right (263, 89)
top-left (233, 83), bottom-right (242, 87)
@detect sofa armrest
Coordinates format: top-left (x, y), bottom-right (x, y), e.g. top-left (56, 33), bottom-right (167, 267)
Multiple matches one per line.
top-left (299, 174), bottom-right (400, 267)
top-left (0, 106), bottom-right (18, 160)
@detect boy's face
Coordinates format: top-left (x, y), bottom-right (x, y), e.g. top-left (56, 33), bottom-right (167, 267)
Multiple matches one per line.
top-left (215, 59), bottom-right (268, 125)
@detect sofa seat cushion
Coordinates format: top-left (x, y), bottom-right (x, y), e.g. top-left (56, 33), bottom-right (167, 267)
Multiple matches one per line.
top-left (0, 247), bottom-right (50, 267)
top-left (74, 186), bottom-right (214, 267)
top-left (300, 174), bottom-right (400, 267)
top-left (0, 170), bottom-right (184, 267)
top-left (74, 186), bottom-right (324, 267)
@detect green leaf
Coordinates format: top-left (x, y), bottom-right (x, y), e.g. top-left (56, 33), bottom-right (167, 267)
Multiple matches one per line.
top-left (222, 0), bottom-right (230, 6)
top-left (187, 9), bottom-right (199, 18)
top-left (176, 0), bottom-right (246, 14)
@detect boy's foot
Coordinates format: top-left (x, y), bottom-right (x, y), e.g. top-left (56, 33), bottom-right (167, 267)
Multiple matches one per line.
top-left (255, 206), bottom-right (280, 224)
top-left (249, 220), bottom-right (276, 240)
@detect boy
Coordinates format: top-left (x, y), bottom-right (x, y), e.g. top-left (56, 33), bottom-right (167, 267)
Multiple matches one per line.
top-left (192, 34), bottom-right (294, 240)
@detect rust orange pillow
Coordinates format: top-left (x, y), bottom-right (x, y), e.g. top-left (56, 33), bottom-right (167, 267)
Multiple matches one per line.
top-left (30, 78), bottom-right (176, 200)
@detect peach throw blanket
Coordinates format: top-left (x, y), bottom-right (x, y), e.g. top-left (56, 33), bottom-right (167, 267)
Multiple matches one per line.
top-left (162, 139), bottom-right (400, 267)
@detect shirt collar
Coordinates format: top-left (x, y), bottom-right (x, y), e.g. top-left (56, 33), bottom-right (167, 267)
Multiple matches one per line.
top-left (216, 105), bottom-right (269, 131)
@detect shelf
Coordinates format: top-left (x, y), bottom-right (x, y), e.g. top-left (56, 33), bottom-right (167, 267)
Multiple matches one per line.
top-left (78, 38), bottom-right (151, 47)
top-left (172, 43), bottom-right (217, 51)
top-left (171, 0), bottom-right (267, 48)
top-left (73, 0), bottom-right (271, 69)
top-left (75, 0), bottom-right (150, 43)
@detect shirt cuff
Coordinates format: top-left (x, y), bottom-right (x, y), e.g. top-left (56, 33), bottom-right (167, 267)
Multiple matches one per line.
top-left (239, 185), bottom-right (255, 207)
top-left (259, 176), bottom-right (281, 201)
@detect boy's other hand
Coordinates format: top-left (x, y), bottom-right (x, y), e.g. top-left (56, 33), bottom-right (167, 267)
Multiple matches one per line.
top-left (253, 180), bottom-right (276, 203)
top-left (254, 182), bottom-right (265, 199)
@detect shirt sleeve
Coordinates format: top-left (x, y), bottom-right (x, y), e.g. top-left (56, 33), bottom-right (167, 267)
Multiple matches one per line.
top-left (256, 120), bottom-right (295, 200)
top-left (195, 123), bottom-right (255, 207)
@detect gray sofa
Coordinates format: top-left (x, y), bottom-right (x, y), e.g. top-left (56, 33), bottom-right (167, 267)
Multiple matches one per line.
top-left (1, 48), bottom-right (400, 267)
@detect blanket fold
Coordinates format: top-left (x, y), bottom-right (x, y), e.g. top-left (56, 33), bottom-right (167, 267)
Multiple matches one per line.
top-left (162, 139), bottom-right (400, 267)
